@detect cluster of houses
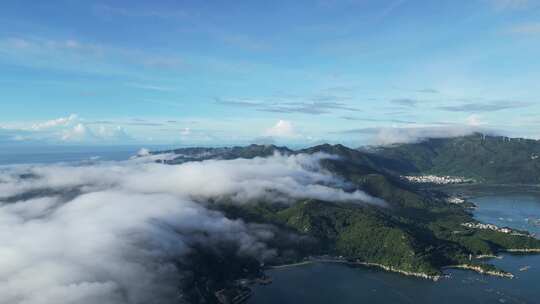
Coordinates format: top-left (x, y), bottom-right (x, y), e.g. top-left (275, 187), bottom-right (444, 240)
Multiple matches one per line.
top-left (461, 222), bottom-right (512, 233)
top-left (461, 222), bottom-right (530, 237)
top-left (402, 175), bottom-right (472, 185)
top-left (447, 196), bottom-right (465, 204)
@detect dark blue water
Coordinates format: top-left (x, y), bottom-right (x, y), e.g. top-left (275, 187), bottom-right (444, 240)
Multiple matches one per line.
top-left (249, 194), bottom-right (540, 304)
top-left (472, 194), bottom-right (540, 237)
top-left (0, 145), bottom-right (174, 165)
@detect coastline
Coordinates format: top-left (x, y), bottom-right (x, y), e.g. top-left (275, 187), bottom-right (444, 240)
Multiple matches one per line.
top-left (444, 264), bottom-right (514, 278)
top-left (258, 190), bottom-right (540, 295)
top-left (268, 260), bottom-right (314, 269)
top-left (266, 252), bottom-right (540, 282)
top-left (476, 254), bottom-right (500, 259)
top-left (268, 257), bottom-right (441, 281)
top-left (505, 248), bottom-right (540, 253)
top-left (354, 261), bottom-right (441, 281)
top-left (433, 183), bottom-right (540, 199)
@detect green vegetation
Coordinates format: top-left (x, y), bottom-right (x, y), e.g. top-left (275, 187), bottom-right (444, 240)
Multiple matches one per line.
top-left (374, 133), bottom-right (540, 184)
top-left (153, 137), bottom-right (540, 302)
top-left (207, 143), bottom-right (540, 277)
top-left (158, 144), bottom-right (292, 164)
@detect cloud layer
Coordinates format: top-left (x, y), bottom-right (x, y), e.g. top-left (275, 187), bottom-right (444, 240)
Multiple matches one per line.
top-left (337, 125), bottom-right (497, 145)
top-left (0, 152), bottom-right (383, 304)
top-left (2, 114), bottom-right (134, 144)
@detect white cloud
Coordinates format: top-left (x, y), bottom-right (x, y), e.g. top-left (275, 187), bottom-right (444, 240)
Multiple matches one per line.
top-left (136, 148), bottom-right (151, 157)
top-left (371, 125), bottom-right (488, 145)
top-left (61, 123), bottom-right (94, 142)
top-left (96, 126), bottom-right (133, 141)
top-left (466, 114), bottom-right (487, 127)
top-left (64, 124), bottom-right (133, 142)
top-left (180, 127), bottom-right (191, 136)
top-left (264, 120), bottom-right (297, 138)
top-left (0, 153), bottom-right (383, 303)
top-left (4, 115), bottom-right (135, 144)
top-left (2, 153), bottom-right (384, 206)
top-left (0, 190), bottom-right (266, 304)
top-left (31, 114), bottom-right (78, 130)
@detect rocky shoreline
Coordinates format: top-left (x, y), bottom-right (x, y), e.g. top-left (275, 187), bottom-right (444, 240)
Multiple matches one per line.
top-left (476, 254), bottom-right (500, 259)
top-left (505, 248), bottom-right (540, 253)
top-left (446, 264), bottom-right (514, 278)
top-left (267, 254), bottom-right (538, 282)
top-left (269, 257), bottom-right (442, 281)
top-left (354, 261), bottom-right (441, 281)
top-left (268, 260), bottom-right (313, 269)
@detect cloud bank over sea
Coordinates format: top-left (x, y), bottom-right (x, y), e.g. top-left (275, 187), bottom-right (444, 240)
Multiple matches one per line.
top-left (0, 153), bottom-right (383, 304)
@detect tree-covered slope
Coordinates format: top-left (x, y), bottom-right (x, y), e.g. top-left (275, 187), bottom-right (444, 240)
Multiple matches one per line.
top-left (149, 141), bottom-right (540, 302)
top-left (211, 148), bottom-right (540, 278)
top-left (157, 144), bottom-right (292, 164)
top-left (373, 133), bottom-right (540, 184)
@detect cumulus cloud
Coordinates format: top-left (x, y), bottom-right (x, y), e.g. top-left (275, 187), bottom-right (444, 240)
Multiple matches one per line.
top-left (61, 123), bottom-right (95, 142)
top-left (3, 115), bottom-right (135, 144)
top-left (0, 153), bottom-right (383, 304)
top-left (60, 123), bottom-right (132, 143)
top-left (264, 120), bottom-right (297, 138)
top-left (466, 114), bottom-right (486, 127)
top-left (96, 125), bottom-right (134, 141)
top-left (136, 148), bottom-right (151, 157)
top-left (31, 114), bottom-right (78, 130)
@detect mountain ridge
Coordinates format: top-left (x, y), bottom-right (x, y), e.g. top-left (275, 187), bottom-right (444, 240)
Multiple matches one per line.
top-left (373, 133), bottom-right (540, 184)
top-left (154, 133), bottom-right (540, 184)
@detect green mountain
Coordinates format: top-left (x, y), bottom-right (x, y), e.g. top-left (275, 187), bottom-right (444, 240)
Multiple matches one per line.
top-left (153, 141), bottom-right (540, 303)
top-left (156, 144), bottom-right (292, 164)
top-left (373, 133), bottom-right (540, 184)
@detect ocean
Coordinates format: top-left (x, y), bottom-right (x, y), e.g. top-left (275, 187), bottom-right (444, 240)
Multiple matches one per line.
top-left (0, 145), bottom-right (174, 165)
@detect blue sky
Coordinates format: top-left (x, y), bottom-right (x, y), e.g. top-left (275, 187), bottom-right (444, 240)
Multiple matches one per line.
top-left (1, 0), bottom-right (539, 146)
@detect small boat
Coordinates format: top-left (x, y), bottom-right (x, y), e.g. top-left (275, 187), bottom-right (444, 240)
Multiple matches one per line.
top-left (519, 266), bottom-right (531, 272)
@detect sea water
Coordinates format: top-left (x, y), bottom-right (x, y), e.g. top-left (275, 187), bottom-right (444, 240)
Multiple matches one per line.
top-left (0, 145), bottom-right (175, 165)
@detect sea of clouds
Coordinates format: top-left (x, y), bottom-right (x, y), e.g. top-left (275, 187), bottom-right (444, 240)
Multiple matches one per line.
top-left (0, 152), bottom-right (383, 304)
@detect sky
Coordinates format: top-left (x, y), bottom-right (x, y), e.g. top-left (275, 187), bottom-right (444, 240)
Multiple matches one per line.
top-left (0, 0), bottom-right (539, 147)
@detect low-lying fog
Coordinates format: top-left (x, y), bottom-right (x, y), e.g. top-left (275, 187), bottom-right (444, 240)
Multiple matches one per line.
top-left (0, 152), bottom-right (383, 304)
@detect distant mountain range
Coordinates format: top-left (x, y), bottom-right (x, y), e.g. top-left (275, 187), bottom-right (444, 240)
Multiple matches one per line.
top-left (150, 135), bottom-right (540, 303)
top-left (373, 133), bottom-right (540, 184)
top-left (158, 133), bottom-right (540, 184)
